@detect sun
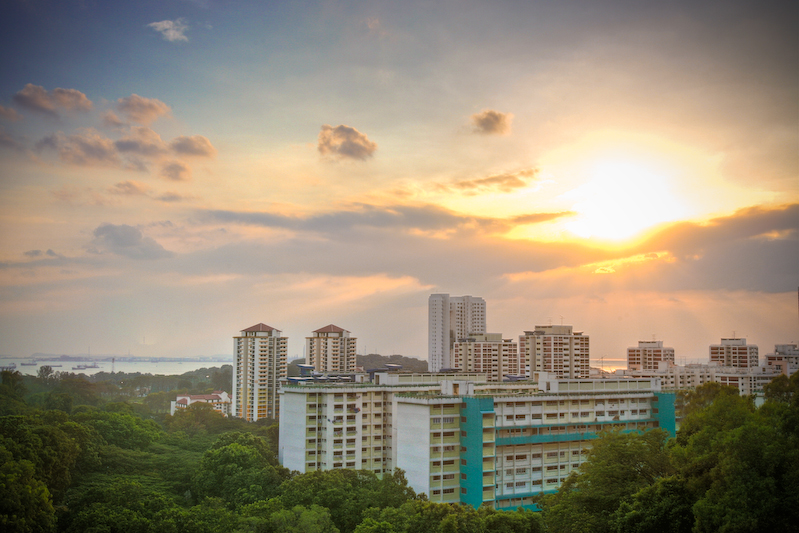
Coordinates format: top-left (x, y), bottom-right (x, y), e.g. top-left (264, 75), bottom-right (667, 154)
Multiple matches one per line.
top-left (563, 158), bottom-right (688, 241)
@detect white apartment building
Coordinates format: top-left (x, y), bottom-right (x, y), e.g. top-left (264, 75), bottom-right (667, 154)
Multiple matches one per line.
top-left (306, 325), bottom-right (357, 373)
top-left (627, 340), bottom-right (675, 371)
top-left (170, 391), bottom-right (231, 416)
top-left (709, 338), bottom-right (758, 368)
top-left (765, 344), bottom-right (799, 375)
top-left (428, 294), bottom-right (486, 372)
top-left (519, 325), bottom-right (590, 379)
top-left (233, 323), bottom-right (287, 421)
top-left (279, 371), bottom-right (489, 475)
top-left (452, 333), bottom-right (522, 381)
top-left (624, 363), bottom-right (781, 396)
top-left (279, 371), bottom-right (675, 511)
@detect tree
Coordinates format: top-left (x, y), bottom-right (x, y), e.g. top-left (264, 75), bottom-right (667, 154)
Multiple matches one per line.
top-left (271, 505), bottom-right (340, 533)
top-left (0, 447), bottom-right (55, 533)
top-left (542, 429), bottom-right (673, 533)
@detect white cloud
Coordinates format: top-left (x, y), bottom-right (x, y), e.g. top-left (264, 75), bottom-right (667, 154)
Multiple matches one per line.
top-left (148, 18), bottom-right (189, 42)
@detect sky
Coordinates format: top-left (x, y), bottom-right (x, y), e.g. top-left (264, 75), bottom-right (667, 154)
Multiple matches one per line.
top-left (0, 0), bottom-right (797, 367)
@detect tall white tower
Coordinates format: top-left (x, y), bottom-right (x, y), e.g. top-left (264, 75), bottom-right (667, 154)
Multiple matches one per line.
top-left (233, 323), bottom-right (287, 421)
top-left (428, 294), bottom-right (486, 372)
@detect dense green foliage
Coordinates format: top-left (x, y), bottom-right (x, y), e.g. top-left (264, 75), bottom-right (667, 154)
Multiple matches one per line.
top-left (3, 367), bottom-right (796, 532)
top-left (541, 375), bottom-right (799, 532)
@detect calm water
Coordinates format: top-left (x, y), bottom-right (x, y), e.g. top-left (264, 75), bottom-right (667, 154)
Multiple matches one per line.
top-left (0, 358), bottom-right (232, 377)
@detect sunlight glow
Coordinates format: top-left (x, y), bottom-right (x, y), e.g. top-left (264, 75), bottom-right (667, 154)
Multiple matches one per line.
top-left (564, 158), bottom-right (688, 240)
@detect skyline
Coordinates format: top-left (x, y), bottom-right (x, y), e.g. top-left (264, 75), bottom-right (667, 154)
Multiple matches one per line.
top-left (0, 1), bottom-right (797, 367)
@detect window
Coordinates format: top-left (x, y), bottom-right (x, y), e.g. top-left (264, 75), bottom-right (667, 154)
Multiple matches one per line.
top-left (443, 488), bottom-right (455, 494)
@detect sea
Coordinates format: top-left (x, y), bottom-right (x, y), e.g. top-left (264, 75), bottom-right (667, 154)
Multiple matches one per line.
top-left (0, 358), bottom-right (232, 377)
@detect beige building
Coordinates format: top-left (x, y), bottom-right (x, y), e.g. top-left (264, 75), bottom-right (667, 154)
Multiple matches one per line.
top-left (519, 325), bottom-right (590, 379)
top-left (233, 323), bottom-right (287, 421)
top-left (709, 338), bottom-right (758, 368)
top-left (306, 324), bottom-right (357, 373)
top-left (627, 340), bottom-right (675, 371)
top-left (452, 333), bottom-right (522, 381)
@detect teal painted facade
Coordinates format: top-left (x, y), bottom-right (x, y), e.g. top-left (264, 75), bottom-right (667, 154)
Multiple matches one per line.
top-left (654, 391), bottom-right (677, 437)
top-left (459, 397), bottom-right (495, 508)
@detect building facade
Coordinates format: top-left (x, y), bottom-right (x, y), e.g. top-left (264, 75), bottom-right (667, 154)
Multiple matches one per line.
top-left (519, 325), bottom-right (590, 379)
top-left (627, 340), bottom-right (675, 371)
top-left (452, 333), bottom-right (522, 381)
top-left (428, 294), bottom-right (486, 372)
top-left (171, 391), bottom-right (231, 417)
top-left (279, 371), bottom-right (675, 510)
top-left (709, 338), bottom-right (758, 368)
top-left (233, 323), bottom-right (287, 421)
top-left (765, 344), bottom-right (799, 375)
top-left (306, 325), bottom-right (357, 373)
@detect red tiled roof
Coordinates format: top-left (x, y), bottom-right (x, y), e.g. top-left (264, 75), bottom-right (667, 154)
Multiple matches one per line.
top-left (242, 323), bottom-right (276, 332)
top-left (314, 324), bottom-right (347, 333)
top-left (177, 398), bottom-right (188, 405)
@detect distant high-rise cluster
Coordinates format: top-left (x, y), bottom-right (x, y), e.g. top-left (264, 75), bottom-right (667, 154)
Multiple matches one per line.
top-left (428, 294), bottom-right (486, 372)
top-left (232, 323), bottom-right (355, 422)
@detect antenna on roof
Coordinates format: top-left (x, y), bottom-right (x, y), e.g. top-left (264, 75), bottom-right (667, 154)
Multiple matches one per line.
top-left (560, 315), bottom-right (564, 325)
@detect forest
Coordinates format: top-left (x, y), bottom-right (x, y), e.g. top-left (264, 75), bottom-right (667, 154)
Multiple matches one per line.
top-left (1, 366), bottom-right (797, 533)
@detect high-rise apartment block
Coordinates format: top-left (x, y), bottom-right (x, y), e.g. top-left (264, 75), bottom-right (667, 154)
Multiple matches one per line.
top-left (519, 325), bottom-right (590, 379)
top-left (279, 371), bottom-right (675, 510)
top-left (306, 324), bottom-right (357, 373)
top-left (709, 338), bottom-right (758, 368)
top-left (428, 294), bottom-right (486, 372)
top-left (765, 344), bottom-right (799, 375)
top-left (452, 333), bottom-right (522, 381)
top-left (627, 340), bottom-right (675, 371)
top-left (233, 323), bottom-right (287, 421)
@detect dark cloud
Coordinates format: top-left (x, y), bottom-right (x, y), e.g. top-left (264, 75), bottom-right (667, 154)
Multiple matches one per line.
top-left (161, 160), bottom-right (192, 181)
top-left (0, 129), bottom-right (22, 150)
top-left (23, 250), bottom-right (42, 257)
top-left (36, 130), bottom-right (121, 167)
top-left (440, 169), bottom-right (540, 195)
top-left (318, 124), bottom-right (377, 160)
top-left (102, 111), bottom-right (125, 128)
top-left (512, 212), bottom-right (576, 224)
top-left (91, 223), bottom-right (173, 260)
top-left (170, 135), bottom-right (216, 157)
top-left (116, 94), bottom-right (171, 125)
top-left (12, 84), bottom-right (92, 116)
top-left (114, 127), bottom-right (168, 156)
top-left (156, 192), bottom-right (187, 202)
top-left (0, 105), bottom-right (22, 122)
top-left (109, 181), bottom-right (150, 196)
top-left (471, 109), bottom-right (512, 135)
top-left (148, 18), bottom-right (189, 42)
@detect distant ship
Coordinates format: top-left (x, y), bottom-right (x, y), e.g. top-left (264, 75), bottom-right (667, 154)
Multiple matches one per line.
top-left (21, 361), bottom-right (37, 366)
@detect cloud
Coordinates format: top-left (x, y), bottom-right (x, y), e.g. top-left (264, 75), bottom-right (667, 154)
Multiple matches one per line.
top-left (318, 124), bottom-right (377, 160)
top-left (0, 105), bottom-right (22, 121)
top-left (148, 18), bottom-right (189, 42)
top-left (102, 110), bottom-right (125, 128)
top-left (109, 181), bottom-right (150, 196)
top-left (12, 84), bottom-right (92, 116)
top-left (161, 160), bottom-right (192, 181)
top-left (156, 192), bottom-right (189, 202)
top-left (36, 130), bottom-right (121, 167)
top-left (440, 168), bottom-right (540, 195)
top-left (91, 223), bottom-right (173, 260)
top-left (512, 212), bottom-right (576, 225)
top-left (114, 127), bottom-right (168, 156)
top-left (470, 109), bottom-right (513, 135)
top-left (116, 94), bottom-right (171, 125)
top-left (170, 135), bottom-right (216, 157)
top-left (0, 129), bottom-right (22, 151)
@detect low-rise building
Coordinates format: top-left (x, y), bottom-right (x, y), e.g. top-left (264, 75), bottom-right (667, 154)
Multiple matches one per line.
top-left (170, 390), bottom-right (232, 416)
